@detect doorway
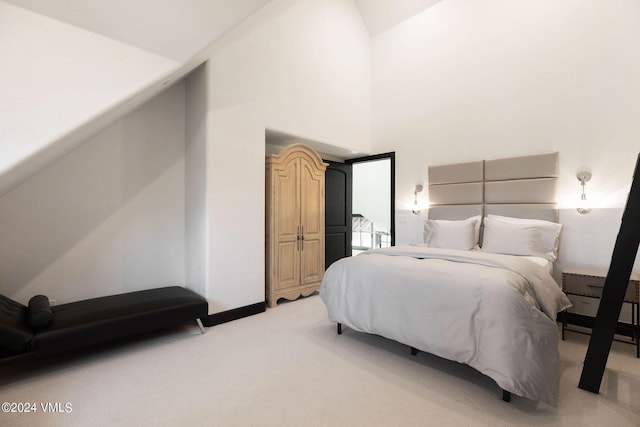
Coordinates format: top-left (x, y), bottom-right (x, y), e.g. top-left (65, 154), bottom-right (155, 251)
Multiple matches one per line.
top-left (324, 152), bottom-right (395, 267)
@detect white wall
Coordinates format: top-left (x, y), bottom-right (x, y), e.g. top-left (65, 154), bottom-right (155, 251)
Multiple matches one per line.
top-left (557, 208), bottom-right (632, 273)
top-left (371, 0), bottom-right (640, 273)
top-left (0, 82), bottom-right (187, 304)
top-left (0, 0), bottom-right (370, 312)
top-left (0, 1), bottom-right (179, 197)
top-left (11, 0), bottom-right (635, 313)
top-left (185, 64), bottom-right (209, 298)
top-left (200, 0), bottom-right (371, 311)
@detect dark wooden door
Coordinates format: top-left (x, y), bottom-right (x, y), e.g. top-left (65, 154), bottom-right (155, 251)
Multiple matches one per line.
top-left (324, 161), bottom-right (352, 269)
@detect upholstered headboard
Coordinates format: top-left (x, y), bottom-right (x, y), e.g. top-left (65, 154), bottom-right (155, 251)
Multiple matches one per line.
top-left (428, 161), bottom-right (483, 220)
top-left (428, 152), bottom-right (558, 222)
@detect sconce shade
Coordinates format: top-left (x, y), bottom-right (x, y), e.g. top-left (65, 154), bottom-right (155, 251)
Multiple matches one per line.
top-left (577, 171), bottom-right (592, 184)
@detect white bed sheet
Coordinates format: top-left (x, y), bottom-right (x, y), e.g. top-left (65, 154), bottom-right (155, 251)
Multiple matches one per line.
top-left (521, 255), bottom-right (553, 275)
top-left (320, 245), bottom-right (571, 406)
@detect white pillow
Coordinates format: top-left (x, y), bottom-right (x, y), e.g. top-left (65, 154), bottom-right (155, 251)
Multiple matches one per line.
top-left (483, 215), bottom-right (562, 261)
top-left (481, 219), bottom-right (539, 257)
top-left (424, 217), bottom-right (479, 250)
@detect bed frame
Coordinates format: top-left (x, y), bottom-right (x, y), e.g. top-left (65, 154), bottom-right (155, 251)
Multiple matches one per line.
top-left (337, 152), bottom-right (559, 403)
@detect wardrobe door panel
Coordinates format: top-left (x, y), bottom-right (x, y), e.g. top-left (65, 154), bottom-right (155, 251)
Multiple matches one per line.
top-left (275, 160), bottom-right (300, 243)
top-left (276, 241), bottom-right (298, 290)
top-left (301, 238), bottom-right (323, 285)
top-left (300, 158), bottom-right (323, 236)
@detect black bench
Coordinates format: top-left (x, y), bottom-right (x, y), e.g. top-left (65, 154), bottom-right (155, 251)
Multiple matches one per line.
top-left (1, 286), bottom-right (208, 362)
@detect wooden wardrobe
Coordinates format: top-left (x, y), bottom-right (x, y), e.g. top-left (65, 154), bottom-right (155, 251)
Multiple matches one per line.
top-left (266, 144), bottom-right (327, 308)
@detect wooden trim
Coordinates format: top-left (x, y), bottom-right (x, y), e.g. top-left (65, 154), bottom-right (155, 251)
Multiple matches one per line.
top-left (201, 302), bottom-right (265, 327)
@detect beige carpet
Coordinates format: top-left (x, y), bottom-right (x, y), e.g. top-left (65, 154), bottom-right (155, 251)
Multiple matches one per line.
top-left (1, 294), bottom-right (638, 426)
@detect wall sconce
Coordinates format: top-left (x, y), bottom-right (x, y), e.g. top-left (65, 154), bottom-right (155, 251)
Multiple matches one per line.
top-left (412, 184), bottom-right (424, 215)
top-left (577, 171), bottom-right (592, 214)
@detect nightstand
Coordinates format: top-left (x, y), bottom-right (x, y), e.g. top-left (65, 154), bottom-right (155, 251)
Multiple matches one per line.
top-left (562, 267), bottom-right (639, 358)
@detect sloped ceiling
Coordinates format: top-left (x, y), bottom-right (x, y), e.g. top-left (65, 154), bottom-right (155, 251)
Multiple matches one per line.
top-left (1, 0), bottom-right (443, 194)
top-left (0, 1), bottom-right (182, 195)
top-left (5, 0), bottom-right (445, 59)
top-left (355, 0), bottom-right (443, 36)
top-left (2, 0), bottom-right (272, 61)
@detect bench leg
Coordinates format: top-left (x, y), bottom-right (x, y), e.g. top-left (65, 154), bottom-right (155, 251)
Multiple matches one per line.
top-left (196, 318), bottom-right (205, 334)
top-left (502, 390), bottom-right (511, 402)
top-left (410, 347), bottom-right (419, 356)
top-left (337, 323), bottom-right (342, 335)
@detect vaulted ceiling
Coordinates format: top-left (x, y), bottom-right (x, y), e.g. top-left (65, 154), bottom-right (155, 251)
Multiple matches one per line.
top-left (2, 0), bottom-right (273, 61)
top-left (4, 0), bottom-right (443, 60)
top-left (355, 0), bottom-right (442, 36)
top-left (0, 0), bottom-right (444, 194)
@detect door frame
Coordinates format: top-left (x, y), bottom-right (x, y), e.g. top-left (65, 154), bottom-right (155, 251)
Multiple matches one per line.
top-left (346, 152), bottom-right (396, 247)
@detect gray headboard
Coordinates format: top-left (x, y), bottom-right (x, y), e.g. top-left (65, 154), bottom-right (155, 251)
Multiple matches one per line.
top-left (428, 161), bottom-right (483, 220)
top-left (428, 152), bottom-right (558, 222)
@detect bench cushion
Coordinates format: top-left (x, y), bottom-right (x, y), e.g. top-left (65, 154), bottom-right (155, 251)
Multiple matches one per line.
top-left (34, 286), bottom-right (208, 356)
top-left (0, 295), bottom-right (34, 352)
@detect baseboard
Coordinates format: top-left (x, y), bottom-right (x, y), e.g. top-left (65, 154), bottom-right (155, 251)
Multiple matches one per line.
top-left (201, 301), bottom-right (265, 327)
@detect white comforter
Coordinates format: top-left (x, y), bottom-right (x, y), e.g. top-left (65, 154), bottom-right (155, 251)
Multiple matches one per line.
top-left (319, 245), bottom-right (571, 406)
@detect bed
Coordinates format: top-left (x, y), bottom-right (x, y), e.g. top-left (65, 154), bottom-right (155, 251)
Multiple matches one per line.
top-left (320, 152), bottom-right (571, 406)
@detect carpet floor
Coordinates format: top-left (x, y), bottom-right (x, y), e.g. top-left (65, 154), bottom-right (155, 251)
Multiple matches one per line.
top-left (1, 294), bottom-right (638, 426)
